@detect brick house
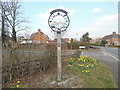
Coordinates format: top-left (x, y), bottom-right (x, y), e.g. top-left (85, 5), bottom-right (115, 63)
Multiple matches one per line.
top-left (90, 37), bottom-right (102, 43)
top-left (112, 35), bottom-right (120, 45)
top-left (30, 29), bottom-right (49, 44)
top-left (62, 38), bottom-right (70, 43)
top-left (102, 32), bottom-right (120, 46)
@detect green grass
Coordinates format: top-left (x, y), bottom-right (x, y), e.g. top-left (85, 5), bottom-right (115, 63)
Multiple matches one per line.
top-left (65, 56), bottom-right (117, 88)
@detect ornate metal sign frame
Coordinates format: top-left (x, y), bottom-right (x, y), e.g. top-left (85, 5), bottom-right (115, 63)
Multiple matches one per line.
top-left (48, 9), bottom-right (70, 33)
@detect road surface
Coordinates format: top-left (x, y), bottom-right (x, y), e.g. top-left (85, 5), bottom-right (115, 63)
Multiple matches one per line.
top-left (81, 46), bottom-right (119, 87)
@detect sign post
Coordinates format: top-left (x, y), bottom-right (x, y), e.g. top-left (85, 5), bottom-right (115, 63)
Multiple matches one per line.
top-left (57, 32), bottom-right (61, 81)
top-left (48, 9), bottom-right (70, 81)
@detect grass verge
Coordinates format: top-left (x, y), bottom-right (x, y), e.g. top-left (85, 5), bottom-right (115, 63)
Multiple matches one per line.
top-left (65, 56), bottom-right (117, 88)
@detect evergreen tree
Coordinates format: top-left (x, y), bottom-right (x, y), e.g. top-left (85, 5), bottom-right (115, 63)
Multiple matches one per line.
top-left (81, 32), bottom-right (91, 42)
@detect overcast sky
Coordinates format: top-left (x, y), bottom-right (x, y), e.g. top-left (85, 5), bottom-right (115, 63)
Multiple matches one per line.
top-left (19, 0), bottom-right (118, 40)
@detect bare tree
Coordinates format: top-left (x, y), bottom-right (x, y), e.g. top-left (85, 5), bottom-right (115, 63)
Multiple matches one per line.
top-left (4, 0), bottom-right (28, 42)
top-left (0, 1), bottom-right (9, 44)
top-left (24, 31), bottom-right (31, 39)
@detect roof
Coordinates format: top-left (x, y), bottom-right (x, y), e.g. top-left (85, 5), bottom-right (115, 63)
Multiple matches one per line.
top-left (102, 35), bottom-right (113, 40)
top-left (112, 35), bottom-right (120, 38)
top-left (102, 32), bottom-right (120, 40)
top-left (30, 29), bottom-right (48, 39)
top-left (62, 38), bottom-right (69, 42)
top-left (30, 32), bottom-right (38, 38)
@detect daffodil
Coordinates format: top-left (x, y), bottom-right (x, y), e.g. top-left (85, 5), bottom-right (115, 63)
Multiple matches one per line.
top-left (68, 64), bottom-right (73, 66)
top-left (68, 64), bottom-right (71, 66)
top-left (82, 70), bottom-right (84, 72)
top-left (17, 81), bottom-right (20, 83)
top-left (16, 85), bottom-right (20, 88)
top-left (70, 58), bottom-right (74, 61)
top-left (88, 70), bottom-right (90, 72)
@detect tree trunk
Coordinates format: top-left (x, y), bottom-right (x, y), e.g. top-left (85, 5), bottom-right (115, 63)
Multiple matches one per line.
top-left (1, 15), bottom-right (5, 44)
top-left (12, 27), bottom-right (17, 42)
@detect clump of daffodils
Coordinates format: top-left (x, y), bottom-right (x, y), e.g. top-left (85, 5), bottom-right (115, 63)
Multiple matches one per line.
top-left (82, 70), bottom-right (91, 73)
top-left (67, 55), bottom-right (99, 75)
top-left (68, 64), bottom-right (73, 67)
top-left (78, 64), bottom-right (84, 67)
top-left (68, 58), bottom-right (75, 65)
top-left (16, 81), bottom-right (20, 88)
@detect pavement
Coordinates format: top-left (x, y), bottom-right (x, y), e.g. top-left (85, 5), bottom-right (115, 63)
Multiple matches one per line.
top-left (81, 46), bottom-right (119, 87)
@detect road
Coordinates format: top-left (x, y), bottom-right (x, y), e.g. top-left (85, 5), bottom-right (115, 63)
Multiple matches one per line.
top-left (96, 46), bottom-right (119, 59)
top-left (81, 46), bottom-right (119, 87)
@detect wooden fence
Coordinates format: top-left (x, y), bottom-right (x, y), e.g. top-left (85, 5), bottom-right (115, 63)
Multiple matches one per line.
top-left (2, 43), bottom-right (56, 83)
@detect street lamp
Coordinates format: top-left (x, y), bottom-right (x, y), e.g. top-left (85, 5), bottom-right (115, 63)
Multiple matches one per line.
top-left (48, 9), bottom-right (70, 81)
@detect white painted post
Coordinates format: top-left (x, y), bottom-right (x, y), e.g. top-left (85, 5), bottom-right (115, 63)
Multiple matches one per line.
top-left (0, 38), bottom-right (2, 89)
top-left (57, 32), bottom-right (62, 81)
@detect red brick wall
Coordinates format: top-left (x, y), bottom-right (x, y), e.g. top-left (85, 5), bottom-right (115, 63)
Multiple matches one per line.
top-left (112, 38), bottom-right (120, 42)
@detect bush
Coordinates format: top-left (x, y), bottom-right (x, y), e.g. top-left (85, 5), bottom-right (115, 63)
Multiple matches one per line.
top-left (90, 43), bottom-right (99, 46)
top-left (67, 41), bottom-right (90, 50)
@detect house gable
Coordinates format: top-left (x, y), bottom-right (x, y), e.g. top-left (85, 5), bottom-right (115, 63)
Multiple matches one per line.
top-left (30, 29), bottom-right (48, 43)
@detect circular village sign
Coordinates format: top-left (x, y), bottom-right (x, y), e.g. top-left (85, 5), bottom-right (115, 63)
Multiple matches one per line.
top-left (48, 9), bottom-right (70, 81)
top-left (48, 9), bottom-right (70, 34)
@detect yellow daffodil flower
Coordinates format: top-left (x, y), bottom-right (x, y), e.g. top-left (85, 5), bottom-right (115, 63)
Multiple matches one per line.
top-left (16, 85), bottom-right (20, 88)
top-left (82, 70), bottom-right (84, 72)
top-left (68, 64), bottom-right (73, 66)
top-left (88, 70), bottom-right (90, 72)
top-left (68, 64), bottom-right (71, 66)
top-left (17, 81), bottom-right (20, 83)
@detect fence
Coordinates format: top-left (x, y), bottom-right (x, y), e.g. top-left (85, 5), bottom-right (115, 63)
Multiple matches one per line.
top-left (2, 43), bottom-right (56, 83)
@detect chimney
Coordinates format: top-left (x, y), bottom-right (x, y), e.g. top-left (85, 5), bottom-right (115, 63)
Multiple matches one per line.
top-left (113, 32), bottom-right (116, 35)
top-left (38, 29), bottom-right (41, 32)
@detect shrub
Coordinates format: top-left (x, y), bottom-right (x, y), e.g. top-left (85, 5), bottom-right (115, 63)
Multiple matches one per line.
top-left (67, 41), bottom-right (90, 49)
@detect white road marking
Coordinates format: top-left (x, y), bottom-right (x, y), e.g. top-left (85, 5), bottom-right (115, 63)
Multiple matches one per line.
top-left (103, 52), bottom-right (107, 56)
top-left (102, 51), bottom-right (107, 56)
top-left (106, 52), bottom-right (119, 61)
top-left (102, 50), bottom-right (119, 61)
